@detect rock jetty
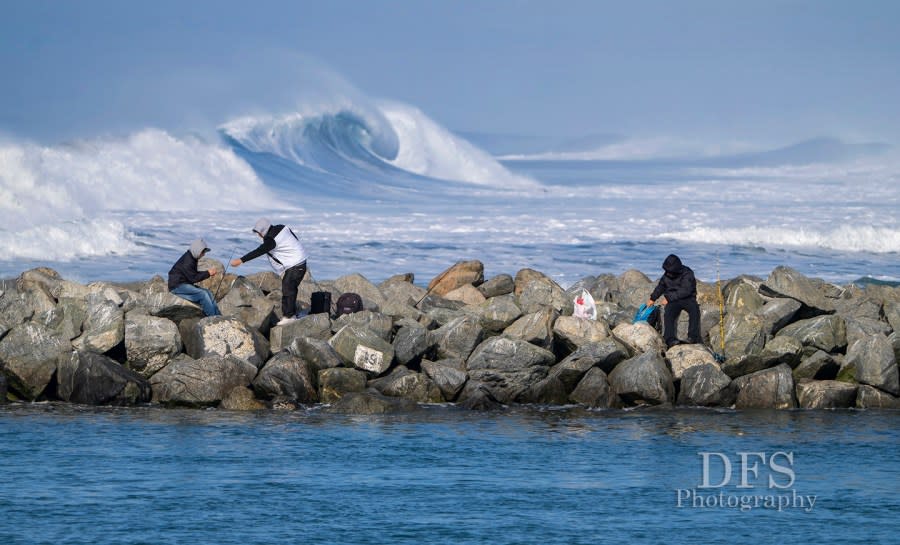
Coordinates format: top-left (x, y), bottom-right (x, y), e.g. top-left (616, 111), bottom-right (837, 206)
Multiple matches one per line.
top-left (1, 261), bottom-right (899, 413)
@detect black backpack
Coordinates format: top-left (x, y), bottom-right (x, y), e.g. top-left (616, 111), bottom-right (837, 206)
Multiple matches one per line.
top-left (335, 292), bottom-right (363, 316)
top-left (310, 291), bottom-right (331, 315)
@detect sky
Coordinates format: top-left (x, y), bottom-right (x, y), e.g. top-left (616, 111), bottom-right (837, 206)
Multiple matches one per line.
top-left (2, 0), bottom-right (899, 147)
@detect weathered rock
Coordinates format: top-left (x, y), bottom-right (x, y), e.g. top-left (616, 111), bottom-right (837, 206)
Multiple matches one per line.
top-left (834, 292), bottom-right (882, 322)
top-left (244, 271), bottom-right (282, 295)
top-left (776, 315), bottom-right (847, 353)
top-left (421, 359), bottom-right (468, 401)
top-left (843, 316), bottom-right (892, 347)
top-left (141, 284), bottom-right (204, 321)
top-left (368, 367), bottom-right (443, 403)
top-left (217, 277), bottom-right (277, 334)
top-left (50, 279), bottom-right (92, 301)
top-left (547, 340), bottom-right (623, 391)
top-left (333, 273), bottom-right (386, 309)
top-left (253, 351), bottom-right (318, 403)
top-left (723, 335), bottom-right (804, 378)
top-left (793, 350), bottom-right (841, 380)
top-left (330, 324), bottom-right (395, 375)
top-left (855, 385), bottom-right (900, 409)
top-left (0, 322), bottom-right (70, 399)
top-left (677, 363), bottom-right (734, 407)
top-left (287, 337), bottom-right (344, 372)
top-left (516, 277), bottom-right (569, 315)
top-left (796, 379), bottom-right (858, 409)
top-left (478, 274), bottom-right (515, 298)
top-left (379, 300), bottom-right (432, 326)
top-left (428, 261), bottom-right (485, 297)
top-left (150, 354), bottom-right (258, 407)
top-left (615, 269), bottom-right (654, 309)
top-left (270, 313), bottom-right (332, 352)
top-left (57, 351), bottom-right (151, 405)
top-left (456, 381), bottom-right (504, 410)
top-left (444, 284), bottom-right (486, 306)
top-left (0, 290), bottom-right (34, 326)
top-left (466, 336), bottom-right (556, 403)
top-left (75, 299), bottom-right (125, 354)
top-left (759, 266), bottom-right (836, 314)
top-left (666, 344), bottom-right (721, 381)
top-left (317, 367), bottom-right (367, 403)
top-left (756, 298), bottom-right (802, 335)
top-left (711, 313), bottom-right (767, 365)
top-left (16, 267), bottom-right (63, 298)
top-left (732, 364), bottom-right (797, 409)
top-left (326, 389), bottom-right (417, 414)
top-left (183, 316), bottom-right (269, 368)
top-left (124, 311), bottom-right (182, 378)
top-left (520, 375), bottom-right (570, 405)
top-left (608, 351), bottom-right (674, 406)
top-left (569, 367), bottom-right (612, 408)
top-left (39, 297), bottom-right (87, 341)
top-left (503, 308), bottom-right (557, 349)
top-left (552, 316), bottom-right (611, 354)
top-left (884, 301), bottom-right (900, 333)
top-left (841, 335), bottom-right (899, 395)
top-left (220, 386), bottom-right (266, 411)
top-left (333, 310), bottom-right (393, 341)
top-left (726, 281), bottom-right (765, 316)
top-left (611, 321), bottom-right (665, 355)
top-left (891, 331), bottom-right (900, 363)
top-left (466, 294), bottom-right (522, 332)
top-left (380, 279), bottom-right (427, 308)
top-left (417, 293), bottom-right (466, 315)
top-left (392, 320), bottom-right (429, 367)
top-left (429, 315), bottom-right (484, 361)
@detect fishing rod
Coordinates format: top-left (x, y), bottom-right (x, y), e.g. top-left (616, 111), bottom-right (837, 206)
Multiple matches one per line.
top-left (213, 246), bottom-right (237, 300)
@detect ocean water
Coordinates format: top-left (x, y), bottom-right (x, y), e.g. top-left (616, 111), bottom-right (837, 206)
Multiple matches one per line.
top-left (1, 98), bottom-right (898, 288)
top-left (1, 403), bottom-right (897, 544)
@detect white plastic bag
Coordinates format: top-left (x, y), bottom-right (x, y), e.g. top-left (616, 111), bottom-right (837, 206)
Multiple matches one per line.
top-left (572, 288), bottom-right (597, 320)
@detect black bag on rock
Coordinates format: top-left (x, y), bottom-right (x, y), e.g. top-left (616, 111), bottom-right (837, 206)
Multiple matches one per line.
top-left (311, 291), bottom-right (331, 315)
top-left (335, 292), bottom-right (363, 316)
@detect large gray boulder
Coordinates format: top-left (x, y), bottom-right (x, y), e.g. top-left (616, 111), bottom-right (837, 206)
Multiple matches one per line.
top-left (428, 261), bottom-right (484, 297)
top-left (269, 313), bottom-right (332, 352)
top-left (456, 381), bottom-right (505, 410)
top-left (317, 367), bottom-right (367, 403)
top-left (140, 277), bottom-right (204, 321)
top-left (796, 379), bottom-right (857, 409)
top-left (326, 390), bottom-right (417, 414)
top-left (333, 310), bottom-right (393, 341)
top-left (759, 266), bottom-right (837, 314)
top-left (380, 278), bottom-right (426, 308)
top-left (0, 322), bottom-right (70, 399)
top-left (855, 385), bottom-right (900, 409)
top-left (38, 297), bottom-right (87, 341)
top-left (124, 311), bottom-right (182, 378)
top-left (776, 315), bottom-right (847, 353)
top-left (726, 281), bottom-right (766, 316)
top-left (884, 301), bottom-right (900, 333)
top-left (611, 321), bottom-right (665, 355)
top-left (183, 316), bottom-right (269, 368)
top-left (57, 351), bottom-right (151, 405)
top-left (444, 284), bottom-right (486, 306)
top-left (516, 276), bottom-right (570, 315)
top-left (756, 298), bottom-right (802, 335)
top-left (0, 290), bottom-right (34, 326)
top-left (552, 316), bottom-right (611, 354)
top-left (150, 354), bottom-right (258, 407)
top-left (467, 294), bottom-right (522, 332)
top-left (368, 367), bottom-right (443, 403)
top-left (421, 359), bottom-right (468, 401)
top-left (74, 299), bottom-right (124, 354)
top-left (711, 313), bottom-right (767, 365)
top-left (843, 316), bottom-right (892, 348)
top-left (253, 351), bottom-right (318, 403)
top-left (392, 319), bottom-right (429, 367)
top-left (722, 335), bottom-right (803, 378)
top-left (217, 276), bottom-right (277, 333)
top-left (548, 340), bottom-right (626, 390)
top-left (478, 274), bottom-right (515, 298)
top-left (16, 267), bottom-right (63, 299)
top-left (503, 308), bottom-right (557, 349)
top-left (569, 367), bottom-right (612, 408)
top-left (429, 315), bottom-right (484, 361)
top-left (220, 386), bottom-right (266, 411)
top-left (666, 344), bottom-right (720, 381)
top-left (732, 364), bottom-right (797, 409)
top-left (793, 350), bottom-right (841, 381)
top-left (465, 336), bottom-right (556, 403)
top-left (329, 324), bottom-right (395, 375)
top-left (287, 337), bottom-right (344, 372)
top-left (841, 335), bottom-right (899, 395)
top-left (614, 269), bottom-right (654, 310)
top-left (608, 351), bottom-right (674, 406)
top-left (677, 363), bottom-right (734, 407)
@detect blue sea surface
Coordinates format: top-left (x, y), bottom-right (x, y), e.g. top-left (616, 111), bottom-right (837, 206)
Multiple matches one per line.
top-left (1, 404), bottom-right (897, 544)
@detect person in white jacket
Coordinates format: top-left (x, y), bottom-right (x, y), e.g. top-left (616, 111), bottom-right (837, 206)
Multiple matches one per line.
top-left (231, 218), bottom-right (308, 325)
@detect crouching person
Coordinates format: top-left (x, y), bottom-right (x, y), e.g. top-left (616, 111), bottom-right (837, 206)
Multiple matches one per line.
top-left (168, 238), bottom-right (221, 316)
top-left (647, 254), bottom-right (701, 348)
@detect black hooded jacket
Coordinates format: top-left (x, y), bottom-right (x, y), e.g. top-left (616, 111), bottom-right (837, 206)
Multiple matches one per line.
top-left (167, 251), bottom-right (210, 290)
top-left (650, 254), bottom-right (697, 303)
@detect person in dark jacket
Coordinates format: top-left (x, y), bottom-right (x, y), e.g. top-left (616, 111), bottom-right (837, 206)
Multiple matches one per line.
top-left (168, 238), bottom-right (221, 317)
top-left (647, 254), bottom-right (701, 348)
top-left (230, 218), bottom-right (308, 326)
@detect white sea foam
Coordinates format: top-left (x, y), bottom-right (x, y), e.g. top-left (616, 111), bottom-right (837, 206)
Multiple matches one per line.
top-left (659, 225), bottom-right (900, 254)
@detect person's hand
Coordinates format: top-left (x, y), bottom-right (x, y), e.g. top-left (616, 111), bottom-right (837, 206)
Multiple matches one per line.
top-left (208, 268), bottom-right (217, 276)
top-left (646, 299), bottom-right (655, 308)
top-left (230, 258), bottom-right (242, 267)
top-left (659, 296), bottom-right (668, 306)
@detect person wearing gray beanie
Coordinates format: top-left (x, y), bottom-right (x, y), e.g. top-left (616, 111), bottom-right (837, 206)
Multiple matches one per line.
top-left (231, 218), bottom-right (309, 325)
top-left (168, 238), bottom-right (221, 316)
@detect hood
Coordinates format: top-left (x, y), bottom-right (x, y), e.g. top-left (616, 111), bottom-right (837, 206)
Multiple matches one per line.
top-left (662, 254), bottom-right (684, 275)
top-left (253, 218), bottom-right (272, 236)
top-left (189, 239), bottom-right (210, 259)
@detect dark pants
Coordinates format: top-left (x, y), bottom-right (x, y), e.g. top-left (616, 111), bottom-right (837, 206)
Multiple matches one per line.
top-left (663, 297), bottom-right (702, 347)
top-left (282, 262), bottom-right (307, 318)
